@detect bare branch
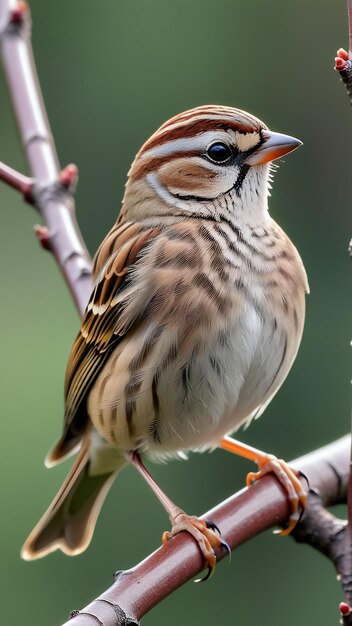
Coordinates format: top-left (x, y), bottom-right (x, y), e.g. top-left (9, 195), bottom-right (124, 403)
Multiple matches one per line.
top-left (58, 436), bottom-right (350, 626)
top-left (293, 497), bottom-right (351, 605)
top-left (0, 0), bottom-right (92, 316)
top-left (335, 2), bottom-right (352, 103)
top-left (333, 4), bottom-right (352, 620)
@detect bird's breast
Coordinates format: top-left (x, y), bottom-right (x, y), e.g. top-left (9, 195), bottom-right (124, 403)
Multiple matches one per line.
top-left (88, 218), bottom-right (306, 459)
top-left (88, 290), bottom-right (298, 459)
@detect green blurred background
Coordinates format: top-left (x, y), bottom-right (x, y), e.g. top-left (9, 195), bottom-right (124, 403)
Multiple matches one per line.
top-left (1, 0), bottom-right (351, 624)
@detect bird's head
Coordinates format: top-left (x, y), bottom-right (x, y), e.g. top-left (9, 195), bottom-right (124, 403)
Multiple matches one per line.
top-left (123, 105), bottom-right (301, 226)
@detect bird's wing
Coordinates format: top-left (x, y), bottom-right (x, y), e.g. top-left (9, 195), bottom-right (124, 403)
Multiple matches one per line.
top-left (46, 221), bottom-right (160, 465)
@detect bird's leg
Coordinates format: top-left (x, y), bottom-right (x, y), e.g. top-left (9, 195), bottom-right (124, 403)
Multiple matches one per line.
top-left (129, 452), bottom-right (229, 580)
top-left (219, 436), bottom-right (307, 534)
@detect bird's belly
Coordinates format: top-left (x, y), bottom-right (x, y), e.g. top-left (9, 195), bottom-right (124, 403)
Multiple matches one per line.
top-left (88, 302), bottom-right (289, 458)
top-left (150, 307), bottom-right (287, 455)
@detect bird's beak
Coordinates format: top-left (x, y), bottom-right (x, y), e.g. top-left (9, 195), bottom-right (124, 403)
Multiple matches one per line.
top-left (246, 131), bottom-right (302, 165)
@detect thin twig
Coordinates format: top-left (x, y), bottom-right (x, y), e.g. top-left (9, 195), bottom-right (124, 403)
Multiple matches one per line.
top-left (0, 0), bottom-right (92, 316)
top-left (348, 0), bottom-right (352, 54)
top-left (0, 161), bottom-right (33, 201)
top-left (333, 3), bottom-right (352, 621)
top-left (334, 1), bottom-right (352, 103)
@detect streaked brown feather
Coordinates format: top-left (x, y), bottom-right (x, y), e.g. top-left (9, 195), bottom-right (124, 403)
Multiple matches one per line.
top-left (46, 222), bottom-right (160, 465)
top-left (92, 221), bottom-right (141, 277)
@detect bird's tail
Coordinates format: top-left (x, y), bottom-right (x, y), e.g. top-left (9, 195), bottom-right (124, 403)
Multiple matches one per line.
top-left (21, 435), bottom-right (127, 560)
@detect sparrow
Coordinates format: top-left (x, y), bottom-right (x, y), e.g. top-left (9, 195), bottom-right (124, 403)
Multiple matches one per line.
top-left (22, 105), bottom-right (308, 577)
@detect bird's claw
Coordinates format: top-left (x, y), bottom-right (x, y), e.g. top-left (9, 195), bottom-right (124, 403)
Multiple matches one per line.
top-left (162, 513), bottom-right (230, 582)
top-left (204, 519), bottom-right (221, 535)
top-left (297, 469), bottom-right (310, 490)
top-left (246, 455), bottom-right (307, 535)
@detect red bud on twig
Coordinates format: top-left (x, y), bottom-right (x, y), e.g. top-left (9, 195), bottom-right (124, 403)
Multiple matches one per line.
top-left (59, 164), bottom-right (78, 189)
top-left (10, 0), bottom-right (28, 24)
top-left (34, 225), bottom-right (51, 251)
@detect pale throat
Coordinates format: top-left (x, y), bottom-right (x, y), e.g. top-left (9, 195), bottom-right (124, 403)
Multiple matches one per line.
top-left (229, 165), bottom-right (271, 226)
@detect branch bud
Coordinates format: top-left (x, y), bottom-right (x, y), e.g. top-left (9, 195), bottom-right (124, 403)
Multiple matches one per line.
top-left (340, 602), bottom-right (351, 616)
top-left (59, 164), bottom-right (78, 191)
top-left (34, 225), bottom-right (51, 251)
top-left (10, 1), bottom-right (28, 24)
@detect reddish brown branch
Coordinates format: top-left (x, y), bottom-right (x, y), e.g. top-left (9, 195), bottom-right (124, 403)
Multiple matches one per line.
top-left (293, 494), bottom-right (352, 608)
top-left (59, 436), bottom-right (350, 626)
top-left (0, 0), bottom-right (92, 316)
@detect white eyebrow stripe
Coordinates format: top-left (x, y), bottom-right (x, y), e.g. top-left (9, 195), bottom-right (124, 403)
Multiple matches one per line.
top-left (142, 131), bottom-right (231, 159)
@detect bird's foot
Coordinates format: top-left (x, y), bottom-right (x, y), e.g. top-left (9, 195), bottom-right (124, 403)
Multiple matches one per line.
top-left (162, 510), bottom-right (230, 581)
top-left (128, 452), bottom-right (230, 580)
top-left (246, 454), bottom-right (307, 534)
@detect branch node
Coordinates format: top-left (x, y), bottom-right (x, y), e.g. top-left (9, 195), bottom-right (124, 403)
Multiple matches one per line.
top-left (22, 182), bottom-right (34, 204)
top-left (112, 570), bottom-right (124, 582)
top-left (75, 611), bottom-right (103, 625)
top-left (69, 611), bottom-right (80, 619)
top-left (34, 224), bottom-right (51, 251)
top-left (109, 603), bottom-right (140, 626)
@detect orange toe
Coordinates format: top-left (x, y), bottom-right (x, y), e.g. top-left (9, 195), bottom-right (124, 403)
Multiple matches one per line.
top-left (246, 455), bottom-right (306, 534)
top-left (162, 513), bottom-right (229, 581)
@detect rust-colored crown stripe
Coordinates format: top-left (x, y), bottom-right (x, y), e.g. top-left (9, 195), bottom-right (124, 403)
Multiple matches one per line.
top-left (158, 105), bottom-right (265, 131)
top-left (138, 106), bottom-right (266, 156)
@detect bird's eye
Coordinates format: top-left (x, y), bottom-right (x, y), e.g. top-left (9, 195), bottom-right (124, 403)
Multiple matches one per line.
top-left (206, 142), bottom-right (233, 163)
